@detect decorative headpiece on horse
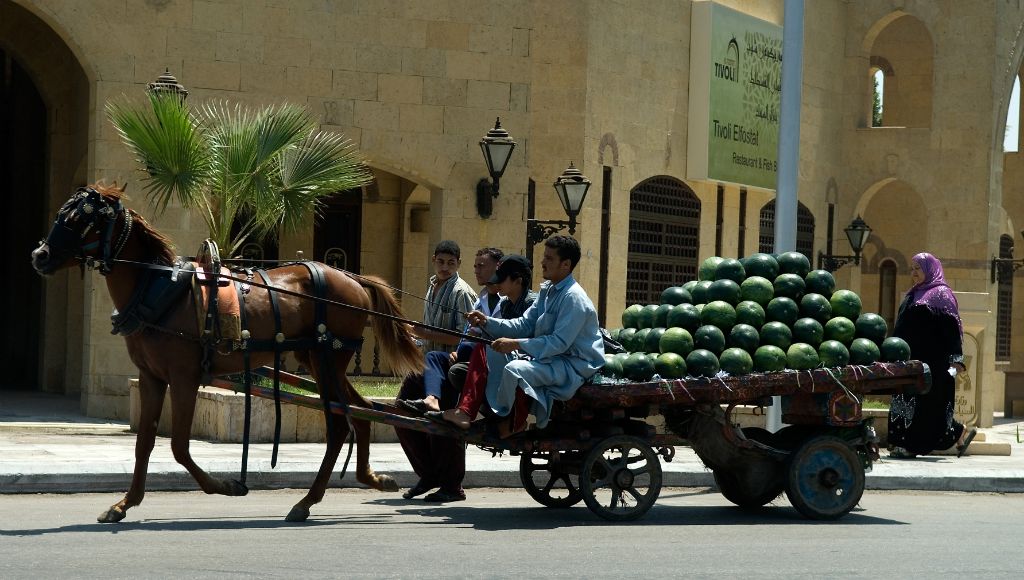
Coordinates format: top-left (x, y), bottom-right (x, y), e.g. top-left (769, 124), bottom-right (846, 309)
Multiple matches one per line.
top-left (43, 186), bottom-right (133, 275)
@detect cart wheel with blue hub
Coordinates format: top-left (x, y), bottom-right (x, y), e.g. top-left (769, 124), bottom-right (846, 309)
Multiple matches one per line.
top-left (519, 450), bottom-right (584, 508)
top-left (785, 435), bottom-right (865, 520)
top-left (580, 435), bottom-right (663, 521)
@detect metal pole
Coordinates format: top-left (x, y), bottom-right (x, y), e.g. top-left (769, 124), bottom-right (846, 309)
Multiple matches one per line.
top-left (768, 0), bottom-right (804, 433)
top-left (598, 167), bottom-right (612, 327)
top-left (525, 178), bottom-right (536, 259)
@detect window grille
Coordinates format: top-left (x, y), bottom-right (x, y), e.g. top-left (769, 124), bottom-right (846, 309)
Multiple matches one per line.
top-left (758, 199), bottom-right (815, 260)
top-left (626, 177), bottom-right (701, 305)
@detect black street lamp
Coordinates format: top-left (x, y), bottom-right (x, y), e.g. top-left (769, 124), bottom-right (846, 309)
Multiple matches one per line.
top-left (476, 118), bottom-right (516, 218)
top-left (990, 230), bottom-right (1024, 283)
top-left (146, 68), bottom-right (189, 103)
top-left (818, 215), bottom-right (872, 271)
top-left (525, 162), bottom-right (592, 252)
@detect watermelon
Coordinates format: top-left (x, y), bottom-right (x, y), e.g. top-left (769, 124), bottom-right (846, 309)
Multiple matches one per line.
top-left (728, 323), bottom-right (760, 353)
top-left (760, 321), bottom-right (793, 350)
top-left (660, 327), bottom-right (695, 357)
top-left (666, 303), bottom-right (702, 332)
top-left (773, 273), bottom-right (806, 300)
top-left (691, 281), bottom-right (713, 304)
top-left (694, 325), bottom-right (727, 355)
top-left (622, 304), bottom-right (643, 328)
top-left (633, 328), bottom-right (651, 353)
top-left (753, 345), bottom-right (788, 372)
top-left (799, 293), bottom-right (832, 324)
top-left (786, 343), bottom-right (820, 370)
top-left (735, 301), bottom-right (766, 328)
top-left (765, 297), bottom-right (800, 326)
top-left (618, 328), bottom-right (638, 352)
top-left (699, 257), bottom-right (725, 281)
top-left (720, 347), bottom-right (754, 376)
top-left (654, 304), bottom-right (674, 328)
top-left (654, 352), bottom-right (687, 379)
top-left (638, 304), bottom-right (659, 329)
top-left (602, 354), bottom-right (623, 378)
top-left (849, 338), bottom-right (880, 365)
top-left (645, 327), bottom-right (666, 353)
top-left (777, 251), bottom-right (811, 277)
top-left (714, 258), bottom-right (746, 284)
top-left (622, 352), bottom-right (656, 381)
top-left (661, 286), bottom-right (692, 306)
top-left (701, 300), bottom-right (737, 331)
top-left (740, 276), bottom-right (775, 306)
top-left (880, 336), bottom-right (911, 362)
top-left (682, 280), bottom-right (699, 295)
top-left (818, 340), bottom-right (850, 367)
top-left (707, 279), bottom-right (742, 304)
top-left (744, 253), bottom-right (780, 279)
top-left (855, 313), bottom-right (888, 345)
top-left (805, 269), bottom-right (836, 296)
top-left (791, 318), bottom-right (824, 348)
top-left (686, 348), bottom-right (721, 377)
top-left (830, 289), bottom-right (863, 320)
top-left (823, 316), bottom-right (856, 345)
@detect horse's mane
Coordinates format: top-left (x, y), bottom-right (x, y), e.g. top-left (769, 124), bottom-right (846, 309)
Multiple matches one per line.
top-left (90, 183), bottom-right (178, 266)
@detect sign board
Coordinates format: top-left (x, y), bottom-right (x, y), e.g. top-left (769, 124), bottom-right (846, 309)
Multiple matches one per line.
top-left (688, 1), bottom-right (782, 190)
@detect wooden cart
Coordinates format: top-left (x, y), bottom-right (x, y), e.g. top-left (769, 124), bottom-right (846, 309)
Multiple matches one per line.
top-left (214, 360), bottom-right (930, 522)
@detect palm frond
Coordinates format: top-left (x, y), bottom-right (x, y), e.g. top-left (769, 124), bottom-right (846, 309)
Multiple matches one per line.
top-left (105, 94), bottom-right (215, 216)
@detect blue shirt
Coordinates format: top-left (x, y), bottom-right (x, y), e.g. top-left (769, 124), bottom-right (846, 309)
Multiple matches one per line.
top-left (483, 275), bottom-right (605, 380)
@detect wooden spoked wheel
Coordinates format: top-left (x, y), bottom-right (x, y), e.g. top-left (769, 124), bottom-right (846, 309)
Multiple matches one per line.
top-left (579, 435), bottom-right (663, 521)
top-left (785, 435), bottom-right (865, 520)
top-left (519, 450), bottom-right (584, 508)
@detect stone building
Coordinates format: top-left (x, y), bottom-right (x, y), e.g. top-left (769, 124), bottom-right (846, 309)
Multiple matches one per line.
top-left (3, 0), bottom-right (1023, 426)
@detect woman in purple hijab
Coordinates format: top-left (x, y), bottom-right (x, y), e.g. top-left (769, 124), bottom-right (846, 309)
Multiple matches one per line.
top-left (888, 253), bottom-right (977, 458)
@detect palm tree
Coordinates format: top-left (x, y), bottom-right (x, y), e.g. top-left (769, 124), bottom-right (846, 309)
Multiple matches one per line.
top-left (106, 92), bottom-right (372, 257)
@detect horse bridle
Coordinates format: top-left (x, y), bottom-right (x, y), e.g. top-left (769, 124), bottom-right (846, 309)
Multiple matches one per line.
top-left (42, 187), bottom-right (133, 275)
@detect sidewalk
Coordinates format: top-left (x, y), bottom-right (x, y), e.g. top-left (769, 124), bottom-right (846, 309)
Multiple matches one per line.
top-left (2, 390), bottom-right (1023, 494)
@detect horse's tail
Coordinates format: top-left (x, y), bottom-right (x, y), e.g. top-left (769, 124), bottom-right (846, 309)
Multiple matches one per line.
top-left (358, 275), bottom-right (424, 378)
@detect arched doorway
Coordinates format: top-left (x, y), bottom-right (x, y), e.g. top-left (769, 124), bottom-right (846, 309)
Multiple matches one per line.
top-left (1, 1), bottom-right (91, 394)
top-left (0, 49), bottom-right (45, 390)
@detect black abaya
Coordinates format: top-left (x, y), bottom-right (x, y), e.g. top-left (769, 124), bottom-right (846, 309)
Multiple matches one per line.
top-left (887, 299), bottom-right (966, 455)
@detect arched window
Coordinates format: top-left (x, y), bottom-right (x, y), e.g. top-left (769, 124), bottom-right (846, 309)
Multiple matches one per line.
top-left (626, 177), bottom-right (701, 305)
top-left (997, 234), bottom-right (1014, 361)
top-left (758, 200), bottom-right (814, 260)
top-left (879, 259), bottom-right (898, 332)
top-left (867, 14), bottom-right (933, 128)
top-left (1005, 75), bottom-right (1020, 153)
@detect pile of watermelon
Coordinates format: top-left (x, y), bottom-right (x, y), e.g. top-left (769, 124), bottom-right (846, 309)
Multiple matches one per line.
top-left (603, 252), bottom-right (912, 382)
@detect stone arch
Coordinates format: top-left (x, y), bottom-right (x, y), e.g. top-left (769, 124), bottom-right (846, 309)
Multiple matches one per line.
top-left (1, 2), bottom-right (91, 395)
top-left (864, 12), bottom-right (934, 128)
top-left (856, 179), bottom-right (927, 314)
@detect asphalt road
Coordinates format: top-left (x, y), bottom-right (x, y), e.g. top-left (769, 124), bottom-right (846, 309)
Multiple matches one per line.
top-left (0, 488), bottom-right (1020, 579)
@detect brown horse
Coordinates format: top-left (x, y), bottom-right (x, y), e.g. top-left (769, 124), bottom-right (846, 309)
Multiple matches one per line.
top-left (31, 184), bottom-right (423, 523)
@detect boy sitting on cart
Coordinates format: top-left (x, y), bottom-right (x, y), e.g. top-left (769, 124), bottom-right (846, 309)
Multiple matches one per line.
top-left (466, 235), bottom-right (605, 435)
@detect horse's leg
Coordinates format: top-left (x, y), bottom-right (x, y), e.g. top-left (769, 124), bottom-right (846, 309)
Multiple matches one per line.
top-left (167, 378), bottom-right (248, 497)
top-left (285, 392), bottom-right (349, 522)
top-left (98, 371), bottom-right (166, 523)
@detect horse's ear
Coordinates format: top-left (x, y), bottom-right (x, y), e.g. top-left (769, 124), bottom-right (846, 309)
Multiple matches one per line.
top-left (120, 182), bottom-right (128, 193)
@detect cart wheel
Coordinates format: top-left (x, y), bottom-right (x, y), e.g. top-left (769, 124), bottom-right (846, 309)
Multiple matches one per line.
top-left (785, 435), bottom-right (865, 520)
top-left (713, 468), bottom-right (784, 509)
top-left (580, 435), bottom-right (662, 521)
top-left (519, 451), bottom-right (583, 508)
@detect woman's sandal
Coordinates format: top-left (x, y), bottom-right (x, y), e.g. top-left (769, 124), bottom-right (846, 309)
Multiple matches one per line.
top-left (423, 409), bottom-right (471, 430)
top-left (957, 427), bottom-right (978, 458)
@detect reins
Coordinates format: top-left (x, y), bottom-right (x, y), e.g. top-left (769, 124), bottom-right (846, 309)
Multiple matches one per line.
top-left (105, 257), bottom-right (493, 346)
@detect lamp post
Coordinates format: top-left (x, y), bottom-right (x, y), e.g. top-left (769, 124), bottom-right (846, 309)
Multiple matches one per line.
top-left (476, 118), bottom-right (516, 218)
top-left (817, 215), bottom-right (872, 272)
top-left (990, 229), bottom-right (1024, 283)
top-left (525, 162), bottom-right (592, 256)
top-left (146, 68), bottom-right (189, 103)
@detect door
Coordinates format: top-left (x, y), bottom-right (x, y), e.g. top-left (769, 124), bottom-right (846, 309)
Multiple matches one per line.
top-left (314, 188), bottom-right (362, 273)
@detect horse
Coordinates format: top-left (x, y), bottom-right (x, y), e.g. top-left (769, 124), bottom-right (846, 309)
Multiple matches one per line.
top-left (31, 183), bottom-right (424, 523)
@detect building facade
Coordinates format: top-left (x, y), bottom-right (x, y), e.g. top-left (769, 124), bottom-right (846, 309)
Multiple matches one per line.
top-left (2, 0), bottom-right (1023, 425)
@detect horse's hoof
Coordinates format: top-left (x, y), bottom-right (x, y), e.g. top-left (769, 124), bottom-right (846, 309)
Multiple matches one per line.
top-left (97, 507), bottom-right (126, 523)
top-left (227, 480), bottom-right (249, 497)
top-left (285, 505), bottom-right (310, 522)
top-left (378, 475), bottom-right (400, 492)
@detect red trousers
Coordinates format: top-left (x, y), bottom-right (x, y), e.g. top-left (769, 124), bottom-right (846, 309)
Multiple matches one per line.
top-left (457, 344), bottom-right (529, 431)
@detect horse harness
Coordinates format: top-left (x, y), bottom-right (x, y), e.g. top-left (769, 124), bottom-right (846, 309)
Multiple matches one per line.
top-left (48, 189), bottom-right (363, 482)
